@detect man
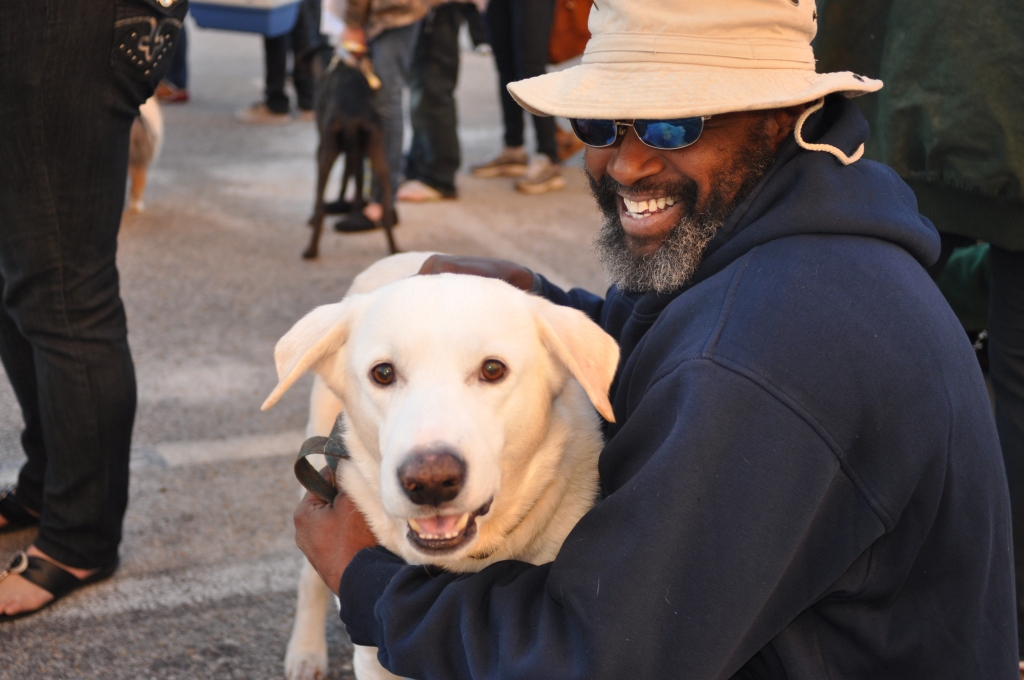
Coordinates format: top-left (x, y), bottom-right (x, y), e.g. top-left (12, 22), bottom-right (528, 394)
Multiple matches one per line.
top-left (330, 0), bottom-right (441, 229)
top-left (294, 0), bottom-right (1018, 677)
top-left (399, 1), bottom-right (488, 203)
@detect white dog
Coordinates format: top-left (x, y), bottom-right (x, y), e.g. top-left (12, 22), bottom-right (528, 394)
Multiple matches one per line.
top-left (262, 252), bottom-right (619, 680)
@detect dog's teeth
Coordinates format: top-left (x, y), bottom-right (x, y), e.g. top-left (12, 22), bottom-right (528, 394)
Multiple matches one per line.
top-left (408, 518), bottom-right (424, 535)
top-left (455, 513), bottom-right (471, 532)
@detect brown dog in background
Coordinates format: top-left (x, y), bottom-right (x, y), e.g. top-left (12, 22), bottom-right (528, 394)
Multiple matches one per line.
top-left (126, 96), bottom-right (164, 214)
top-left (303, 54), bottom-right (398, 259)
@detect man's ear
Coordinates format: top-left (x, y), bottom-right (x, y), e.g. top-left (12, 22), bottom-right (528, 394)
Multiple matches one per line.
top-left (261, 299), bottom-right (355, 411)
top-left (529, 297), bottom-right (620, 422)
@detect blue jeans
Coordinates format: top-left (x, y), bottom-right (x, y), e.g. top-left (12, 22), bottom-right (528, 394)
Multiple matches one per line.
top-left (370, 22), bottom-right (422, 200)
top-left (406, 4), bottom-right (470, 197)
top-left (0, 0), bottom-right (182, 568)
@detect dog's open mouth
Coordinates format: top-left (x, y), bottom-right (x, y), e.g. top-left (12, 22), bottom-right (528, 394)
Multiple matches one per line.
top-left (406, 499), bottom-right (492, 554)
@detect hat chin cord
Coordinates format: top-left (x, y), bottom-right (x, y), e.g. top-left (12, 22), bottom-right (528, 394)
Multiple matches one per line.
top-left (793, 98), bottom-right (865, 166)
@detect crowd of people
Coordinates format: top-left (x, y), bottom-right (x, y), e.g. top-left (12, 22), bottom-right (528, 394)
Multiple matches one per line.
top-left (1, 0), bottom-right (1023, 678)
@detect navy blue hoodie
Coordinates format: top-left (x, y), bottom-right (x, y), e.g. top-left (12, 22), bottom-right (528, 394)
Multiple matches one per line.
top-left (339, 96), bottom-right (1018, 679)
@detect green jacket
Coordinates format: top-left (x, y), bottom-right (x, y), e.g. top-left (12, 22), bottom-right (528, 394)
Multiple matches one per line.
top-left (814, 0), bottom-right (1024, 252)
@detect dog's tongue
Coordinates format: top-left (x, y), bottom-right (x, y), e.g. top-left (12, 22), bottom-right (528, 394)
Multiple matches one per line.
top-left (418, 515), bottom-right (460, 536)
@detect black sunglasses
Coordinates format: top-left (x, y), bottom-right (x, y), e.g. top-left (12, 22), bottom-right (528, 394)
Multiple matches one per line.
top-left (568, 116), bottom-right (711, 150)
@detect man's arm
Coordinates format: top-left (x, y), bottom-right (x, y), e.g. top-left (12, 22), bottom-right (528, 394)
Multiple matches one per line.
top-left (417, 254), bottom-right (607, 322)
top-left (336, 360), bottom-right (887, 679)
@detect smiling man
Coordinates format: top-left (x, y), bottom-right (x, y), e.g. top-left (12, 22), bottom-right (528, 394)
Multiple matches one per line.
top-left (293, 0), bottom-right (1019, 677)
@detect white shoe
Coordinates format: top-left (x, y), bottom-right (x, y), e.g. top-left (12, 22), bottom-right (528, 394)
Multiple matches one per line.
top-left (471, 146), bottom-right (529, 178)
top-left (396, 180), bottom-right (450, 202)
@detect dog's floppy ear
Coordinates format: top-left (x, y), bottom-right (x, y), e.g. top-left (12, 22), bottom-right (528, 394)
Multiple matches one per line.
top-left (261, 300), bottom-right (355, 411)
top-left (530, 298), bottom-right (619, 423)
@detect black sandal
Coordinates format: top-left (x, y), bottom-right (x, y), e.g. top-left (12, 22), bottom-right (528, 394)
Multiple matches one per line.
top-left (0, 485), bottom-right (41, 533)
top-left (0, 551), bottom-right (118, 622)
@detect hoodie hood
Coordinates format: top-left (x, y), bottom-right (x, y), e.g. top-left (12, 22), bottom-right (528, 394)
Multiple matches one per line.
top-left (693, 94), bottom-right (940, 289)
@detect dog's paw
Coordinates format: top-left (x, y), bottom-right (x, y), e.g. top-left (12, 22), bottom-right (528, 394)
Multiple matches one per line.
top-left (285, 650), bottom-right (328, 680)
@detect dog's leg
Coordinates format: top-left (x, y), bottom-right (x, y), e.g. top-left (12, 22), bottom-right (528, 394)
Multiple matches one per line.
top-left (350, 130), bottom-right (366, 215)
top-left (127, 164), bottom-right (147, 214)
top-left (366, 130), bottom-right (399, 254)
top-left (286, 377), bottom-right (343, 680)
top-left (285, 559), bottom-right (332, 680)
top-left (304, 138), bottom-right (340, 259)
top-left (353, 645), bottom-right (404, 680)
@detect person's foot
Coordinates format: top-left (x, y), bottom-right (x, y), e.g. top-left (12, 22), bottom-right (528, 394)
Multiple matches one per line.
top-left (471, 146), bottom-right (529, 178)
top-left (156, 80), bottom-right (190, 104)
top-left (0, 546), bottom-right (96, 618)
top-left (235, 101), bottom-right (291, 125)
top-left (515, 156), bottom-right (566, 195)
top-left (396, 180), bottom-right (455, 202)
top-left (363, 202), bottom-right (383, 222)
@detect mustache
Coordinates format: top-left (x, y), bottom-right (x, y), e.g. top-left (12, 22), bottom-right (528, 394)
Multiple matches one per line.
top-left (585, 171), bottom-right (701, 222)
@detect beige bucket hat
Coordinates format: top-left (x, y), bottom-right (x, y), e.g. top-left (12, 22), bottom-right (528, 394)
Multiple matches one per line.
top-left (508, 0), bottom-right (881, 121)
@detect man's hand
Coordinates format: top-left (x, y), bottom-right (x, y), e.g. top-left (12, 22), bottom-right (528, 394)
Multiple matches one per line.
top-left (294, 472), bottom-right (377, 596)
top-left (418, 254), bottom-right (535, 291)
top-left (341, 25), bottom-right (368, 53)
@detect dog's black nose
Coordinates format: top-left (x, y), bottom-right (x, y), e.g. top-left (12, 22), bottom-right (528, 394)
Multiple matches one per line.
top-left (397, 450), bottom-right (466, 506)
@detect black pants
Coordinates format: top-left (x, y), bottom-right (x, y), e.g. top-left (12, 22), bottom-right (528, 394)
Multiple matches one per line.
top-left (0, 0), bottom-right (181, 568)
top-left (406, 4), bottom-right (474, 197)
top-left (486, 0), bottom-right (557, 162)
top-left (264, 0), bottom-right (325, 113)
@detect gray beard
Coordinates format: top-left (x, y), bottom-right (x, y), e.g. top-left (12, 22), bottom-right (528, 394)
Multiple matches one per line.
top-left (589, 120), bottom-right (777, 294)
top-left (593, 202), bottom-right (724, 294)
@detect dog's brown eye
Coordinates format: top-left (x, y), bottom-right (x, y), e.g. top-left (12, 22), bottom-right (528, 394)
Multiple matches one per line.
top-left (481, 360), bottom-right (506, 382)
top-left (371, 363), bottom-right (395, 385)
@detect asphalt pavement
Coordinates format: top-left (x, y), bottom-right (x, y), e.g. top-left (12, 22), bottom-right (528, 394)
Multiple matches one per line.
top-left (0, 18), bottom-right (606, 680)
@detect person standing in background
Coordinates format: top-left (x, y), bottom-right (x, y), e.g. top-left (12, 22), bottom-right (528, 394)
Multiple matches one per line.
top-left (471, 0), bottom-right (564, 194)
top-left (238, 0), bottom-right (328, 124)
top-left (814, 0), bottom-right (1024, 671)
top-left (330, 0), bottom-right (441, 227)
top-left (158, 22), bottom-right (191, 104)
top-left (398, 2), bottom-right (488, 203)
top-left (0, 0), bottom-right (186, 621)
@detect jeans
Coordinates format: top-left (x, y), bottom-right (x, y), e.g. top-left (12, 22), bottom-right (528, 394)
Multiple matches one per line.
top-left (486, 0), bottom-right (557, 162)
top-left (0, 0), bottom-right (181, 568)
top-left (264, 0), bottom-right (326, 113)
top-left (406, 4), bottom-right (472, 197)
top-left (165, 21), bottom-right (189, 90)
top-left (370, 22), bottom-right (422, 201)
top-left (989, 246), bottom-right (1024, 654)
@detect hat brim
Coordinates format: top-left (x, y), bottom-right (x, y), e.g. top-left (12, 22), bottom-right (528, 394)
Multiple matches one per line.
top-left (508, 63), bottom-right (881, 119)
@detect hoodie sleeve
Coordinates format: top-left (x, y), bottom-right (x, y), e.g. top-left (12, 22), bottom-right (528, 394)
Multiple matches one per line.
top-left (533, 274), bottom-right (605, 324)
top-left (339, 359), bottom-right (887, 679)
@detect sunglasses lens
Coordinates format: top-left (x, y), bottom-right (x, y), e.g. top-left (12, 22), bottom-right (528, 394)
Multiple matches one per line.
top-left (570, 119), bottom-right (619, 147)
top-left (634, 118), bottom-right (704, 149)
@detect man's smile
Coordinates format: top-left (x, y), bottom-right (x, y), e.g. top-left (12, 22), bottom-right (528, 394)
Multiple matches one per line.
top-left (618, 192), bottom-right (685, 247)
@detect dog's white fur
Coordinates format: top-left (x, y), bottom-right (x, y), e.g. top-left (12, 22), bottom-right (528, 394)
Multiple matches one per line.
top-left (127, 95), bottom-right (164, 214)
top-left (262, 252), bottom-right (619, 680)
